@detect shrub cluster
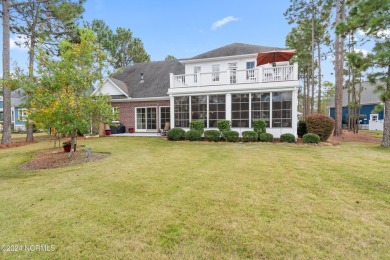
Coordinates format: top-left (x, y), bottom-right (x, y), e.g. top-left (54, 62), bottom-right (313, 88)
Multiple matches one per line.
top-left (280, 133), bottom-right (296, 143)
top-left (306, 114), bottom-right (335, 141)
top-left (302, 133), bottom-right (320, 144)
top-left (259, 133), bottom-right (274, 142)
top-left (223, 130), bottom-right (239, 142)
top-left (297, 120), bottom-right (307, 138)
top-left (204, 130), bottom-right (221, 142)
top-left (253, 120), bottom-right (266, 135)
top-left (217, 120), bottom-right (231, 132)
top-left (190, 120), bottom-right (205, 134)
top-left (185, 130), bottom-right (202, 141)
top-left (242, 131), bottom-right (258, 142)
top-left (167, 128), bottom-right (185, 141)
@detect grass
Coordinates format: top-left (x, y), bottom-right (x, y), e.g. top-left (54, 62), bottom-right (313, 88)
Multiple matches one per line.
top-left (0, 137), bottom-right (389, 259)
top-left (360, 130), bottom-right (384, 139)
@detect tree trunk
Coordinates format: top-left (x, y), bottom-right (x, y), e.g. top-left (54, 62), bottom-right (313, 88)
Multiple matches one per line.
top-left (317, 42), bottom-right (322, 113)
top-left (334, 0), bottom-right (345, 136)
top-left (26, 34), bottom-right (36, 142)
top-left (303, 70), bottom-right (307, 117)
top-left (311, 1), bottom-right (315, 115)
top-left (381, 65), bottom-right (390, 147)
top-left (1, 0), bottom-right (12, 144)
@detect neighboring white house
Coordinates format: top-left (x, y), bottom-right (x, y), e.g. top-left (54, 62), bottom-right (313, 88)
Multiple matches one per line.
top-left (96, 43), bottom-right (300, 137)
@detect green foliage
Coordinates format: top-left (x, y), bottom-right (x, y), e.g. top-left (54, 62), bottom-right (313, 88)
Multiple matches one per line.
top-left (242, 131), bottom-right (258, 142)
top-left (259, 133), bottom-right (274, 142)
top-left (306, 114), bottom-right (335, 141)
top-left (20, 29), bottom-right (114, 149)
top-left (204, 130), bottom-right (221, 142)
top-left (190, 120), bottom-right (205, 134)
top-left (185, 130), bottom-right (202, 141)
top-left (88, 20), bottom-right (150, 69)
top-left (167, 128), bottom-right (186, 141)
top-left (303, 133), bottom-right (320, 144)
top-left (297, 120), bottom-right (308, 138)
top-left (222, 131), bottom-right (239, 142)
top-left (217, 120), bottom-right (231, 132)
top-left (280, 133), bottom-right (296, 143)
top-left (253, 120), bottom-right (266, 134)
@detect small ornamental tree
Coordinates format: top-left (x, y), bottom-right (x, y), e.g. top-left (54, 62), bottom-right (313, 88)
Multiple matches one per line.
top-left (306, 114), bottom-right (335, 141)
top-left (190, 120), bottom-right (205, 134)
top-left (253, 120), bottom-right (266, 136)
top-left (26, 29), bottom-right (115, 154)
top-left (217, 120), bottom-right (231, 132)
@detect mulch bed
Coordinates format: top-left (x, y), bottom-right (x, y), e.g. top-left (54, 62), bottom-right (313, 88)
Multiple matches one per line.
top-left (20, 149), bottom-right (109, 170)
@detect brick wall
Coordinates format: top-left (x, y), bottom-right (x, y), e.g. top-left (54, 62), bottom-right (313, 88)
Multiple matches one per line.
top-left (112, 100), bottom-right (170, 132)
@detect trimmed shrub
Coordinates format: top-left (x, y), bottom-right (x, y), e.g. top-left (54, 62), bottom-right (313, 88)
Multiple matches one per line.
top-left (167, 128), bottom-right (185, 141)
top-left (190, 120), bottom-right (205, 134)
top-left (280, 133), bottom-right (296, 143)
top-left (204, 130), bottom-right (221, 142)
top-left (259, 133), bottom-right (274, 142)
top-left (222, 130), bottom-right (239, 142)
top-left (242, 131), bottom-right (258, 142)
top-left (217, 120), bottom-right (231, 132)
top-left (185, 130), bottom-right (202, 141)
top-left (297, 120), bottom-right (307, 138)
top-left (302, 133), bottom-right (320, 144)
top-left (306, 114), bottom-right (335, 141)
top-left (253, 120), bottom-right (266, 135)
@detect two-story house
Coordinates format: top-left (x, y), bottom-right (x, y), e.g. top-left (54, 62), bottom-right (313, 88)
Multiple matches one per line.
top-left (96, 43), bottom-right (300, 137)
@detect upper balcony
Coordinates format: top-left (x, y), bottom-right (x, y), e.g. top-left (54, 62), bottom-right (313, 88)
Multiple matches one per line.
top-left (169, 63), bottom-right (298, 89)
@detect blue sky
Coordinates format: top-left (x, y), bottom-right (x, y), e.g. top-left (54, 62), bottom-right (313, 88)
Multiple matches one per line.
top-left (3, 0), bottom-right (340, 81)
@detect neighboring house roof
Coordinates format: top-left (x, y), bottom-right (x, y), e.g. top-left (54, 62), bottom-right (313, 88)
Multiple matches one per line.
top-left (328, 82), bottom-right (382, 107)
top-left (110, 59), bottom-right (184, 98)
top-left (190, 43), bottom-right (283, 60)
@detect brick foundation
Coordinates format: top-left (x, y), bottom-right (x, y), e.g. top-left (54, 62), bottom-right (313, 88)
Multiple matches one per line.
top-left (112, 100), bottom-right (170, 132)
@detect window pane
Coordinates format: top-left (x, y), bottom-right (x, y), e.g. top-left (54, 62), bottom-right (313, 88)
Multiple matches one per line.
top-left (231, 93), bottom-right (250, 127)
top-left (208, 95), bottom-right (225, 127)
top-left (174, 96), bottom-right (189, 127)
top-left (272, 91), bottom-right (292, 128)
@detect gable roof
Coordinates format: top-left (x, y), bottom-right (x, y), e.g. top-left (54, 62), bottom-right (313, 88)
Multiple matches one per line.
top-left (328, 82), bottom-right (382, 107)
top-left (190, 43), bottom-right (283, 60)
top-left (110, 60), bottom-right (184, 98)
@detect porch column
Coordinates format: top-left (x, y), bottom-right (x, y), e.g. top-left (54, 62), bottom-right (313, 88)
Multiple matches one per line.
top-left (226, 93), bottom-right (232, 121)
top-left (292, 87), bottom-right (298, 137)
top-left (170, 95), bottom-right (175, 128)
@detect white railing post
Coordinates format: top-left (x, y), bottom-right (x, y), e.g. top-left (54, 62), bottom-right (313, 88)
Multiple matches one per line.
top-left (258, 67), bottom-right (263, 82)
top-left (293, 62), bottom-right (298, 80)
top-left (170, 95), bottom-right (175, 127)
top-left (169, 73), bottom-right (174, 88)
top-left (226, 94), bottom-right (232, 121)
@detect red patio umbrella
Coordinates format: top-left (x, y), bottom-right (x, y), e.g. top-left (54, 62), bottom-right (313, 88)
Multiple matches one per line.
top-left (256, 50), bottom-right (296, 66)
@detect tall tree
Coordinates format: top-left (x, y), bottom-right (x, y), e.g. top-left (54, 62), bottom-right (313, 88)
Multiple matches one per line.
top-left (165, 55), bottom-right (176, 61)
top-left (338, 0), bottom-right (390, 146)
top-left (88, 20), bottom-right (150, 69)
top-left (1, 0), bottom-right (12, 144)
top-left (333, 0), bottom-right (345, 136)
top-left (10, 0), bottom-right (85, 142)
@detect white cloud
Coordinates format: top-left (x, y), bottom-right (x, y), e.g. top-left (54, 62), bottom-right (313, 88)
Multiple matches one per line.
top-left (354, 48), bottom-right (370, 57)
top-left (10, 35), bottom-right (29, 51)
top-left (357, 28), bottom-right (389, 38)
top-left (211, 16), bottom-right (239, 30)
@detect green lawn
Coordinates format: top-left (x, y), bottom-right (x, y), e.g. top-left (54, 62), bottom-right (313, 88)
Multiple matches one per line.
top-left (1, 137), bottom-right (389, 259)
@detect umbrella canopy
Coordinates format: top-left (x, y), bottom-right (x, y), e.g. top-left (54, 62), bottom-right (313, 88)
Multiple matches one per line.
top-left (256, 50), bottom-right (296, 66)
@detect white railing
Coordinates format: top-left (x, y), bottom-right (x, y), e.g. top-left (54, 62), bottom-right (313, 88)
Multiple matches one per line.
top-left (170, 63), bottom-right (298, 88)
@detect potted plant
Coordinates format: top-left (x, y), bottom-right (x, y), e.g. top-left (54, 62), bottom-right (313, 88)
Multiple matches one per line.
top-left (63, 141), bottom-right (76, 152)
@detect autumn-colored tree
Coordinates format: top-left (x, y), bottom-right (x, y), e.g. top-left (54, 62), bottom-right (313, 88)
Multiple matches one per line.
top-left (24, 28), bottom-right (115, 153)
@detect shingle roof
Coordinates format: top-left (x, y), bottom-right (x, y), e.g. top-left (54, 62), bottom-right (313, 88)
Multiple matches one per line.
top-left (110, 60), bottom-right (184, 98)
top-left (190, 43), bottom-right (283, 60)
top-left (328, 82), bottom-right (382, 107)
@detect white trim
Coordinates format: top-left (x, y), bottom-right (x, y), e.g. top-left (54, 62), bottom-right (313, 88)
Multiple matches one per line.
top-left (110, 96), bottom-right (170, 103)
top-left (93, 78), bottom-right (129, 98)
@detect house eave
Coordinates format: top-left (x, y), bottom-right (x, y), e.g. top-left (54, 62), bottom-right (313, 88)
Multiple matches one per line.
top-left (110, 96), bottom-right (169, 103)
top-left (181, 53), bottom-right (258, 64)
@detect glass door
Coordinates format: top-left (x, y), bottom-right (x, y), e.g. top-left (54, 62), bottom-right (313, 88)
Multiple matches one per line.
top-left (136, 107), bottom-right (157, 131)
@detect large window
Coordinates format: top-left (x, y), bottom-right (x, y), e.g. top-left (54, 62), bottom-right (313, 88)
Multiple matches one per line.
top-left (272, 92), bottom-right (292, 127)
top-left (251, 93), bottom-right (270, 127)
top-left (246, 61), bottom-right (255, 80)
top-left (160, 107), bottom-right (170, 129)
top-left (209, 95), bottom-right (225, 128)
top-left (193, 66), bottom-right (201, 83)
top-left (174, 96), bottom-right (189, 127)
top-left (212, 64), bottom-right (220, 82)
top-left (191, 96), bottom-right (207, 127)
top-left (232, 94), bottom-right (249, 127)
top-left (18, 109), bottom-right (28, 122)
